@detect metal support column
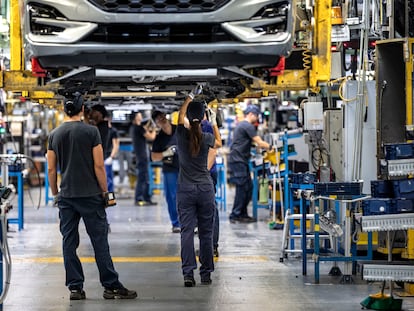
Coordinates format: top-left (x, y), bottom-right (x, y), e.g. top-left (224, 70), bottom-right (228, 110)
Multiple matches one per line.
top-left (7, 171), bottom-right (23, 230)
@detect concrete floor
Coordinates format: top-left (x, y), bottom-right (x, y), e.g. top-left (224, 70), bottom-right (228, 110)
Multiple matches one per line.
top-left (2, 183), bottom-right (414, 311)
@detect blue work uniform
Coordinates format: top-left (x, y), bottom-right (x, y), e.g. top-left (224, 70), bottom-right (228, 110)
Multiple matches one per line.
top-left (151, 125), bottom-right (180, 228)
top-left (176, 124), bottom-right (215, 280)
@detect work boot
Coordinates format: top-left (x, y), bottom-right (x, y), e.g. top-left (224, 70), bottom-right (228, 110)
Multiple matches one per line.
top-left (200, 274), bottom-right (212, 285)
top-left (172, 226), bottom-right (181, 233)
top-left (103, 287), bottom-right (137, 299)
top-left (239, 216), bottom-right (256, 223)
top-left (70, 289), bottom-right (86, 300)
top-left (184, 276), bottom-right (196, 287)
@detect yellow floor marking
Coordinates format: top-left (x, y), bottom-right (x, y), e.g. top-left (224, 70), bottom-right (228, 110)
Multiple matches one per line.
top-left (14, 256), bottom-right (269, 264)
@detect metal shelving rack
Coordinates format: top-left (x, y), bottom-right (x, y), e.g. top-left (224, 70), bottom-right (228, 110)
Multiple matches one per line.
top-left (312, 194), bottom-right (373, 284)
top-left (251, 130), bottom-right (301, 219)
top-left (361, 213), bottom-right (414, 304)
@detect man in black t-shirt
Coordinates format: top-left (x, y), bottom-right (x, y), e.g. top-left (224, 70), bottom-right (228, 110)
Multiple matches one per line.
top-left (89, 105), bottom-right (119, 192)
top-left (46, 92), bottom-right (136, 300)
top-left (131, 111), bottom-right (156, 206)
top-left (228, 105), bottom-right (271, 223)
top-left (151, 110), bottom-right (180, 233)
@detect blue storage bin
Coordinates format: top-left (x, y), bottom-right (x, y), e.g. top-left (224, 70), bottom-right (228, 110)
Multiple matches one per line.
top-left (371, 180), bottom-right (394, 198)
top-left (393, 199), bottom-right (414, 213)
top-left (392, 179), bottom-right (414, 199)
top-left (362, 198), bottom-right (393, 215)
top-left (314, 181), bottom-right (362, 196)
top-left (384, 143), bottom-right (414, 160)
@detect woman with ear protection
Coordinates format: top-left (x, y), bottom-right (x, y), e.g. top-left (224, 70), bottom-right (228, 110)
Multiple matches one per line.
top-left (176, 87), bottom-right (222, 287)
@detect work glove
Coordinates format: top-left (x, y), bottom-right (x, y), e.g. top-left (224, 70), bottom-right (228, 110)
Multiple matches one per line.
top-left (162, 145), bottom-right (177, 158)
top-left (188, 84), bottom-right (203, 100)
top-left (53, 193), bottom-right (59, 207)
top-left (104, 157), bottom-right (113, 165)
top-left (206, 107), bottom-right (217, 126)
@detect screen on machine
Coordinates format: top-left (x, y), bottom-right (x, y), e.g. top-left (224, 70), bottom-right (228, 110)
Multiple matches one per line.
top-left (112, 110), bottom-right (132, 122)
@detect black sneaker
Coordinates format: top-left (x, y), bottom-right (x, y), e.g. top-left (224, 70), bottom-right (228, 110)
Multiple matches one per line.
top-left (229, 216), bottom-right (245, 223)
top-left (172, 226), bottom-right (181, 233)
top-left (184, 277), bottom-right (196, 287)
top-left (229, 217), bottom-right (238, 224)
top-left (135, 200), bottom-right (157, 206)
top-left (103, 287), bottom-right (137, 299)
top-left (201, 275), bottom-right (212, 285)
top-left (239, 216), bottom-right (257, 223)
top-left (70, 289), bottom-right (86, 300)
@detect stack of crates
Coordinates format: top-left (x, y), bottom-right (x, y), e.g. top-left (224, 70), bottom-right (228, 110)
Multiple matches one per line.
top-left (363, 180), bottom-right (413, 215)
top-left (364, 143), bottom-right (414, 215)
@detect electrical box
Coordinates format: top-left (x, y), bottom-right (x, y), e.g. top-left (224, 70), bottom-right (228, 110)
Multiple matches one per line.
top-left (303, 101), bottom-right (324, 131)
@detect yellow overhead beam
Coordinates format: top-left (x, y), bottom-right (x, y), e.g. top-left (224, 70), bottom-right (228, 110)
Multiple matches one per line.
top-left (309, 0), bottom-right (332, 89)
top-left (243, 70), bottom-right (310, 96)
top-left (0, 71), bottom-right (59, 92)
top-left (265, 70), bottom-right (310, 91)
top-left (10, 0), bottom-right (23, 71)
top-left (5, 0), bottom-right (59, 99)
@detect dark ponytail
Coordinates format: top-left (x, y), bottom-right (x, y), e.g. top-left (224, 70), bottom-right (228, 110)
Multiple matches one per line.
top-left (188, 121), bottom-right (202, 157)
top-left (64, 92), bottom-right (84, 117)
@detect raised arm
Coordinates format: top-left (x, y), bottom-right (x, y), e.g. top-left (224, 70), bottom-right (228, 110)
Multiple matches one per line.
top-left (205, 107), bottom-right (222, 149)
top-left (212, 124), bottom-right (222, 149)
top-left (179, 85), bottom-right (204, 125)
top-left (178, 97), bottom-right (192, 125)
